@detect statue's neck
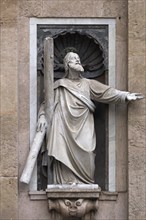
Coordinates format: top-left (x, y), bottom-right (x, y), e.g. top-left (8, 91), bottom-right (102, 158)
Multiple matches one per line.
top-left (67, 69), bottom-right (82, 80)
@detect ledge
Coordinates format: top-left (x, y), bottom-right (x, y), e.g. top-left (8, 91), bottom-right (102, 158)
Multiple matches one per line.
top-left (29, 191), bottom-right (47, 200)
top-left (29, 189), bottom-right (118, 201)
top-left (99, 191), bottom-right (118, 201)
top-left (46, 184), bottom-right (101, 199)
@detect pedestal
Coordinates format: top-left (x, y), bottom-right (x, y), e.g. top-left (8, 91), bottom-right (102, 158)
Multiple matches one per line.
top-left (46, 184), bottom-right (101, 220)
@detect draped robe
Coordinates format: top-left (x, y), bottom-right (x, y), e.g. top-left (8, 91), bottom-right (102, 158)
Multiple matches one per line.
top-left (39, 78), bottom-right (129, 184)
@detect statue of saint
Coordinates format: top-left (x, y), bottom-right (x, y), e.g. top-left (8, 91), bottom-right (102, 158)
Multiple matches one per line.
top-left (37, 52), bottom-right (143, 185)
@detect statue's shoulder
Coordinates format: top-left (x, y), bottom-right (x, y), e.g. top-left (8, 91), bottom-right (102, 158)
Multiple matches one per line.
top-left (82, 78), bottom-right (100, 87)
top-left (54, 78), bottom-right (69, 89)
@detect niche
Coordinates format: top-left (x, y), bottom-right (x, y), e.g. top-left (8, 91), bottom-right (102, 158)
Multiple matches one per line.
top-left (36, 25), bottom-right (109, 191)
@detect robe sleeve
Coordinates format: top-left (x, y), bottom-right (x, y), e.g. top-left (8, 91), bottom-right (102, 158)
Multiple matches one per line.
top-left (89, 79), bottom-right (129, 104)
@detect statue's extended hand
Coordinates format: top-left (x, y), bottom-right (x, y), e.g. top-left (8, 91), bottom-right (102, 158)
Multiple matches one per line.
top-left (126, 93), bottom-right (144, 101)
top-left (37, 115), bottom-right (48, 132)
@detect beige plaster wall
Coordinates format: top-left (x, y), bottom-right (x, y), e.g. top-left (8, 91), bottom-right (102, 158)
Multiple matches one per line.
top-left (0, 0), bottom-right (18, 218)
top-left (0, 0), bottom-right (145, 219)
top-left (128, 0), bottom-right (146, 219)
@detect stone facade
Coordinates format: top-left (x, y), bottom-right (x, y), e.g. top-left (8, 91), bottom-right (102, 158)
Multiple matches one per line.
top-left (128, 0), bottom-right (146, 219)
top-left (0, 0), bottom-right (145, 219)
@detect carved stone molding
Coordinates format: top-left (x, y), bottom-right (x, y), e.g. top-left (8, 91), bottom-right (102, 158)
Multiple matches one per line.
top-left (48, 198), bottom-right (98, 218)
top-left (29, 190), bottom-right (118, 201)
top-left (46, 184), bottom-right (101, 220)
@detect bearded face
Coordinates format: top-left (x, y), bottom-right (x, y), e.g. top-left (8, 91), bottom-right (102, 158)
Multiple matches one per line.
top-left (68, 62), bottom-right (84, 73)
top-left (64, 52), bottom-right (84, 74)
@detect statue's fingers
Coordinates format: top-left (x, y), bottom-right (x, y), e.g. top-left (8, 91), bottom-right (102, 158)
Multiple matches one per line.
top-left (44, 122), bottom-right (47, 129)
top-left (41, 123), bottom-right (45, 132)
top-left (133, 96), bottom-right (137, 100)
top-left (129, 95), bottom-right (136, 100)
top-left (38, 123), bottom-right (41, 132)
top-left (37, 123), bottom-right (40, 132)
top-left (137, 95), bottom-right (144, 99)
top-left (45, 122), bottom-right (48, 129)
top-left (42, 123), bottom-right (46, 132)
top-left (135, 93), bottom-right (143, 96)
top-left (40, 123), bottom-right (44, 132)
top-left (134, 92), bottom-right (141, 95)
top-left (43, 123), bottom-right (46, 130)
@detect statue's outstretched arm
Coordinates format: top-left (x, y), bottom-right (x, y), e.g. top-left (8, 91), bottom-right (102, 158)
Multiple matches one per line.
top-left (89, 79), bottom-right (144, 104)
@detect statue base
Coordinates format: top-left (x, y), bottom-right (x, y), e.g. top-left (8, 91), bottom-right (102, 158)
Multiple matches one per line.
top-left (46, 184), bottom-right (101, 220)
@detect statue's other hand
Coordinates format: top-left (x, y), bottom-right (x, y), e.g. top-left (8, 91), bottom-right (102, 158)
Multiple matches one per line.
top-left (126, 93), bottom-right (144, 101)
top-left (37, 115), bottom-right (48, 132)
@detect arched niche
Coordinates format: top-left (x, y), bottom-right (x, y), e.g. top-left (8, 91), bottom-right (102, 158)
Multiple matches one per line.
top-left (37, 30), bottom-right (108, 191)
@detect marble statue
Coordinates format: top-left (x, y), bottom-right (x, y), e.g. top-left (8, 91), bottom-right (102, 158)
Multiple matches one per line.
top-left (37, 52), bottom-right (143, 185)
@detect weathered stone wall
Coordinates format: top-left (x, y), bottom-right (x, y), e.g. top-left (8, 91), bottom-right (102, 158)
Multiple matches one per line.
top-left (128, 0), bottom-right (146, 219)
top-left (0, 0), bottom-right (18, 218)
top-left (0, 0), bottom-right (145, 219)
